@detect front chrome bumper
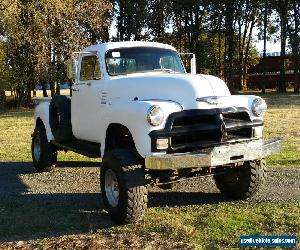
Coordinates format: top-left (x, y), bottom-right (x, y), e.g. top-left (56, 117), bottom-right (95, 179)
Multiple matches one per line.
top-left (145, 138), bottom-right (282, 170)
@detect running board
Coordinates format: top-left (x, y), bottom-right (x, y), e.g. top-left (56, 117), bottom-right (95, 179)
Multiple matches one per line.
top-left (51, 139), bottom-right (101, 158)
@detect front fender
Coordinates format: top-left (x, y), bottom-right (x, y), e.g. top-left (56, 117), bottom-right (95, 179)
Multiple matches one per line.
top-left (34, 101), bottom-right (54, 142)
top-left (101, 100), bottom-right (182, 157)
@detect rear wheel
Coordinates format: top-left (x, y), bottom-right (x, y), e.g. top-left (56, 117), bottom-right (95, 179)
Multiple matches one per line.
top-left (32, 123), bottom-right (57, 172)
top-left (100, 149), bottom-right (148, 224)
top-left (214, 160), bottom-right (267, 199)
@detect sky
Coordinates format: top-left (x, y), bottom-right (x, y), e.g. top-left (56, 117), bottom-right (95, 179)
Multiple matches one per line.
top-left (255, 40), bottom-right (281, 53)
top-left (253, 26), bottom-right (281, 53)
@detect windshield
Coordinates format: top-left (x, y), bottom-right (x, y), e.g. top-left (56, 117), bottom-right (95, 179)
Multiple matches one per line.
top-left (105, 47), bottom-right (185, 76)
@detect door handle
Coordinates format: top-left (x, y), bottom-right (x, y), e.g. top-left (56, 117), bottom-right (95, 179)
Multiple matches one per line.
top-left (72, 88), bottom-right (79, 92)
top-left (86, 82), bottom-right (91, 86)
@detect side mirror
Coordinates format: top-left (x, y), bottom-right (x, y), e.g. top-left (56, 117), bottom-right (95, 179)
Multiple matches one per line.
top-left (190, 54), bottom-right (196, 75)
top-left (179, 53), bottom-right (197, 74)
top-left (65, 58), bottom-right (77, 81)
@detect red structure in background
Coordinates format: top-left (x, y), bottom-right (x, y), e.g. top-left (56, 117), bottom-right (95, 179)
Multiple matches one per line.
top-left (232, 53), bottom-right (300, 90)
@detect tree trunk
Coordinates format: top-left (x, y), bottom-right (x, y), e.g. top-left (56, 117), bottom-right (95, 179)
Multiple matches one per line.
top-left (262, 0), bottom-right (268, 94)
top-left (56, 81), bottom-right (60, 95)
top-left (242, 19), bottom-right (255, 90)
top-left (278, 2), bottom-right (288, 93)
top-left (0, 90), bottom-right (6, 109)
top-left (225, 0), bottom-right (235, 90)
top-left (292, 0), bottom-right (299, 93)
top-left (17, 89), bottom-right (26, 107)
top-left (239, 0), bottom-right (251, 90)
top-left (41, 82), bottom-right (48, 97)
top-left (294, 58), bottom-right (299, 93)
top-left (69, 81), bottom-right (73, 97)
top-left (25, 89), bottom-right (31, 107)
top-left (50, 81), bottom-right (55, 97)
top-left (217, 24), bottom-right (222, 78)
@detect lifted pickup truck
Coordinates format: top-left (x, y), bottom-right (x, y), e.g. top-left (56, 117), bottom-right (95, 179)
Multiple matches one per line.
top-left (32, 41), bottom-right (282, 224)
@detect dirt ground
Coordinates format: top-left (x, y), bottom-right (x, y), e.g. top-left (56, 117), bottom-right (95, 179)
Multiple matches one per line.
top-left (0, 161), bottom-right (299, 204)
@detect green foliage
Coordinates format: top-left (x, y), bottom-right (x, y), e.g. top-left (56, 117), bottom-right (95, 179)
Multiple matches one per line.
top-left (0, 0), bottom-right (112, 106)
top-left (113, 0), bottom-right (262, 90)
top-left (113, 0), bottom-right (299, 92)
top-left (1, 0), bottom-right (299, 98)
top-left (0, 42), bottom-right (11, 90)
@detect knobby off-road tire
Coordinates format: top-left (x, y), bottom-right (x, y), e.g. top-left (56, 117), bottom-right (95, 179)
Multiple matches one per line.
top-left (49, 95), bottom-right (73, 143)
top-left (214, 160), bottom-right (267, 199)
top-left (32, 123), bottom-right (57, 172)
top-left (100, 149), bottom-right (148, 224)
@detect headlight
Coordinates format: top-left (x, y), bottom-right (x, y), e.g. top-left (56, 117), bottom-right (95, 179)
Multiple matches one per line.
top-left (251, 98), bottom-right (267, 116)
top-left (147, 106), bottom-right (164, 126)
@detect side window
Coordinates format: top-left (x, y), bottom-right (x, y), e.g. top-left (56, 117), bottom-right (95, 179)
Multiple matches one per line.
top-left (80, 55), bottom-right (101, 81)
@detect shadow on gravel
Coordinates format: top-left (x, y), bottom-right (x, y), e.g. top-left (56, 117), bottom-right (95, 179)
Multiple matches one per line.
top-left (0, 161), bottom-right (100, 197)
top-left (0, 161), bottom-right (100, 169)
top-left (0, 193), bottom-right (113, 243)
top-left (0, 161), bottom-right (112, 242)
top-left (149, 192), bottom-right (232, 207)
top-left (56, 161), bottom-right (101, 168)
top-left (2, 160), bottom-right (280, 243)
top-left (0, 162), bottom-right (32, 197)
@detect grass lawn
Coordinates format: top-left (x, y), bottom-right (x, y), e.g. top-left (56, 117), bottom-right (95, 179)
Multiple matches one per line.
top-left (0, 93), bottom-right (299, 249)
top-left (261, 92), bottom-right (300, 167)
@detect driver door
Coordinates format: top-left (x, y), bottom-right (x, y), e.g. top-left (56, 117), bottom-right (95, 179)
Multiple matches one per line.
top-left (71, 54), bottom-right (105, 143)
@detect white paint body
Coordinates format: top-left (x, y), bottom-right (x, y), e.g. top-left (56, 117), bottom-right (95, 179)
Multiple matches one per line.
top-left (34, 41), bottom-right (265, 158)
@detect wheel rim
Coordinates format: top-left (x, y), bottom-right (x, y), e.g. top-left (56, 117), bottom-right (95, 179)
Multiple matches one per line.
top-left (33, 132), bottom-right (41, 162)
top-left (104, 169), bottom-right (119, 207)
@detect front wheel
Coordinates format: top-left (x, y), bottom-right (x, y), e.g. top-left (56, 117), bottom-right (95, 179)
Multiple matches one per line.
top-left (100, 149), bottom-right (148, 224)
top-left (31, 123), bottom-right (57, 172)
top-left (214, 160), bottom-right (267, 199)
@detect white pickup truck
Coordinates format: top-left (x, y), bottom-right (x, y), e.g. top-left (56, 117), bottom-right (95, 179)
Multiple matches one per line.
top-left (32, 41), bottom-right (282, 224)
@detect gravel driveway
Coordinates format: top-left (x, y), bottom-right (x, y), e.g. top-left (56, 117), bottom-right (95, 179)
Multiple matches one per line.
top-left (0, 161), bottom-right (299, 204)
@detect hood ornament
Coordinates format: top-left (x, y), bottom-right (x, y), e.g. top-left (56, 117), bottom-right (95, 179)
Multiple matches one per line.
top-left (196, 96), bottom-right (223, 105)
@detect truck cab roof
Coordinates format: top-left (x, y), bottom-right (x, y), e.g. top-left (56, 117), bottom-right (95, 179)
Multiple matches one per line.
top-left (83, 41), bottom-right (177, 54)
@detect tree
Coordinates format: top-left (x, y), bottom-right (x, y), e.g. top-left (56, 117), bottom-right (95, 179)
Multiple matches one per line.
top-left (110, 0), bottom-right (264, 90)
top-left (223, 0), bottom-right (237, 89)
top-left (234, 0), bottom-right (261, 90)
top-left (289, 0), bottom-right (300, 93)
top-left (1, 0), bottom-right (112, 106)
top-left (37, 0), bottom-right (112, 96)
top-left (273, 0), bottom-right (291, 93)
top-left (262, 0), bottom-right (269, 93)
top-left (113, 0), bottom-right (148, 41)
top-left (0, 42), bottom-right (11, 108)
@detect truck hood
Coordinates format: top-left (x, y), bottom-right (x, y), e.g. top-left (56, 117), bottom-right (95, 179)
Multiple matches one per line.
top-left (108, 73), bottom-right (231, 110)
